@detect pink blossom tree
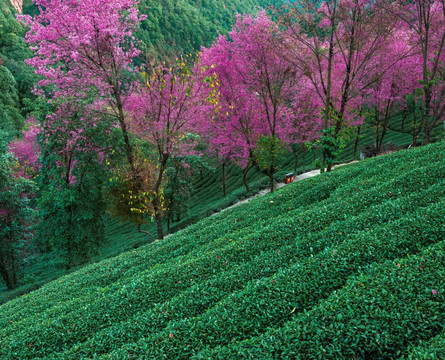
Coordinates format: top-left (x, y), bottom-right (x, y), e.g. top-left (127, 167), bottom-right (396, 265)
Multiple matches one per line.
top-left (17, 0), bottom-right (145, 185)
top-left (125, 59), bottom-right (205, 239)
top-left (362, 29), bottom-right (421, 153)
top-left (279, 0), bottom-right (409, 170)
top-left (287, 81), bottom-right (323, 170)
top-left (200, 12), bottom-right (301, 192)
top-left (8, 121), bottom-right (40, 179)
top-left (382, 0), bottom-right (445, 144)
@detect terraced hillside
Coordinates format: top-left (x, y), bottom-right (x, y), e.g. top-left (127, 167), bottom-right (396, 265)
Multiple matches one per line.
top-left (0, 141), bottom-right (444, 359)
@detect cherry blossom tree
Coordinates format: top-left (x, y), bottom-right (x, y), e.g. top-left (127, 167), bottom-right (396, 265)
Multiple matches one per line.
top-left (382, 0), bottom-right (445, 144)
top-left (278, 0), bottom-right (408, 170)
top-left (362, 29), bottom-right (421, 153)
top-left (125, 58), bottom-right (204, 239)
top-left (201, 12), bottom-right (300, 192)
top-left (18, 0), bottom-right (145, 185)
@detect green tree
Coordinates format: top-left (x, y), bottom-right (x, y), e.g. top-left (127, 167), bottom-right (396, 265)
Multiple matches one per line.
top-left (0, 151), bottom-right (36, 289)
top-left (35, 101), bottom-right (113, 269)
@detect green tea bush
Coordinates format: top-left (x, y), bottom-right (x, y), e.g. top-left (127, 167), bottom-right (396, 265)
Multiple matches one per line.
top-left (195, 241), bottom-right (445, 359)
top-left (402, 332), bottom-right (445, 359)
top-left (0, 142), bottom-right (443, 359)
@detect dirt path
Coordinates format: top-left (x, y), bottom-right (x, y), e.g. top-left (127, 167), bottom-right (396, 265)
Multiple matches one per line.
top-left (162, 161), bottom-right (358, 239)
top-left (218, 161), bottom-right (357, 213)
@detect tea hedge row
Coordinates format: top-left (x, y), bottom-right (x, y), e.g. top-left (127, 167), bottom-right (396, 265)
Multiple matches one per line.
top-left (99, 198), bottom-right (445, 359)
top-left (402, 332), bottom-right (445, 359)
top-left (194, 241), bottom-right (445, 359)
top-left (2, 157), bottom-right (444, 352)
top-left (53, 183), bottom-right (445, 359)
top-left (0, 142), bottom-right (443, 359)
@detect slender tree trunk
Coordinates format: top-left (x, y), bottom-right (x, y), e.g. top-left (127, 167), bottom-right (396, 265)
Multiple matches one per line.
top-left (379, 117), bottom-right (389, 152)
top-left (113, 87), bottom-right (140, 188)
top-left (222, 162), bottom-right (227, 197)
top-left (401, 111), bottom-right (407, 131)
top-left (269, 171), bottom-right (274, 193)
top-left (65, 241), bottom-right (72, 270)
top-left (137, 224), bottom-right (156, 241)
top-left (0, 251), bottom-right (18, 290)
top-left (326, 162), bottom-right (333, 172)
top-left (65, 204), bottom-right (74, 270)
top-left (375, 117), bottom-right (381, 154)
top-left (153, 197), bottom-right (164, 240)
top-left (422, 121), bottom-right (432, 145)
top-left (153, 156), bottom-right (168, 240)
top-left (242, 161), bottom-right (253, 193)
top-left (292, 144), bottom-right (299, 172)
top-left (322, 6), bottom-right (337, 171)
top-left (353, 125), bottom-right (361, 161)
top-left (302, 151), bottom-right (306, 172)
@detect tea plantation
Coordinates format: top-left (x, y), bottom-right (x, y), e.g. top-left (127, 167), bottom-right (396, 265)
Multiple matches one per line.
top-left (1, 108), bottom-right (440, 304)
top-left (1, 141), bottom-right (444, 359)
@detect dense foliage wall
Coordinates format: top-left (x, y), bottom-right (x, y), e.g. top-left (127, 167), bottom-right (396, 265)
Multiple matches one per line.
top-left (0, 0), bottom-right (36, 144)
top-left (137, 0), bottom-right (278, 54)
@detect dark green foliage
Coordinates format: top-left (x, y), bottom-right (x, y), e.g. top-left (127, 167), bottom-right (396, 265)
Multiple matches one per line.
top-left (36, 176), bottom-right (107, 268)
top-left (0, 66), bottom-right (23, 141)
top-left (0, 0), bottom-right (38, 141)
top-left (197, 241), bottom-right (445, 359)
top-left (136, 0), bottom-right (279, 55)
top-left (35, 105), bottom-right (113, 269)
top-left (0, 152), bottom-right (36, 289)
top-left (403, 332), bottom-right (445, 359)
top-left (0, 141), bottom-right (443, 359)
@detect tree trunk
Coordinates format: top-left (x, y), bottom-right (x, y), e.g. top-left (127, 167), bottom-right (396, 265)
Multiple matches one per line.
top-left (65, 204), bottom-right (74, 270)
top-left (114, 90), bottom-right (139, 188)
top-left (242, 162), bottom-right (252, 193)
top-left (0, 254), bottom-right (18, 290)
top-left (422, 124), bottom-right (432, 145)
top-left (375, 119), bottom-right (381, 154)
top-left (222, 162), bottom-right (227, 197)
top-left (269, 171), bottom-right (274, 193)
top-left (137, 224), bottom-right (156, 241)
top-left (153, 198), bottom-right (164, 240)
top-left (302, 152), bottom-right (306, 172)
top-left (401, 111), bottom-right (407, 131)
top-left (353, 125), bottom-right (361, 161)
top-left (292, 148), bottom-right (299, 172)
top-left (153, 156), bottom-right (168, 240)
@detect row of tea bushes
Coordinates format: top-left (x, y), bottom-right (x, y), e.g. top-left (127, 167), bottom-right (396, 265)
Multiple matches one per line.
top-left (56, 184), bottom-right (445, 359)
top-left (99, 198), bottom-right (445, 359)
top-left (3, 156), bottom-right (442, 358)
top-left (0, 141), bottom-right (443, 359)
top-left (402, 332), bottom-right (445, 359)
top-left (194, 241), bottom-right (445, 359)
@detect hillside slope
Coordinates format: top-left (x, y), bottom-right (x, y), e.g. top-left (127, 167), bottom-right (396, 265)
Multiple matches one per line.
top-left (0, 141), bottom-right (444, 359)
